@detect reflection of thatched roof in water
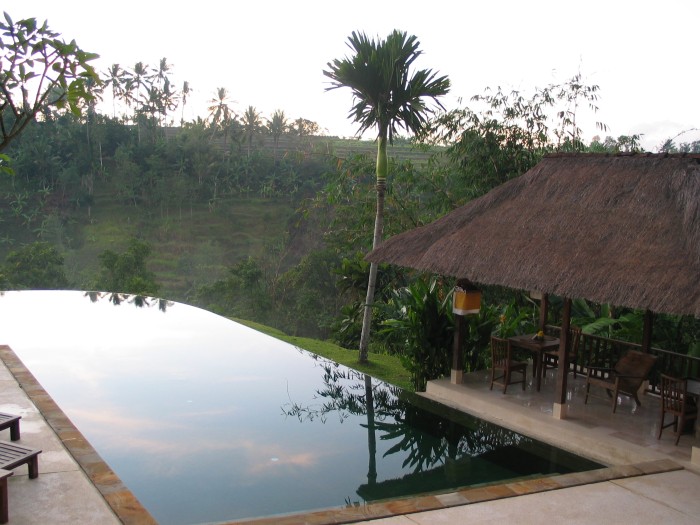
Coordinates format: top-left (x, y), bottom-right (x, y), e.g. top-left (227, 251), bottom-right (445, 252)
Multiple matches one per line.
top-left (367, 154), bottom-right (700, 317)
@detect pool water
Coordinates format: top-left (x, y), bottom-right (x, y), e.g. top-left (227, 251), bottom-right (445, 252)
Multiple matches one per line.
top-left (0, 291), bottom-right (601, 524)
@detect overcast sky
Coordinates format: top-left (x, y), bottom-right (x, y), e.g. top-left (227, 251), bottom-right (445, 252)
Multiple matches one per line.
top-left (6, 0), bottom-right (699, 150)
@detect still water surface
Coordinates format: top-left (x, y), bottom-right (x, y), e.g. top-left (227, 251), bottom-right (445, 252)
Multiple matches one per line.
top-left (0, 291), bottom-right (600, 524)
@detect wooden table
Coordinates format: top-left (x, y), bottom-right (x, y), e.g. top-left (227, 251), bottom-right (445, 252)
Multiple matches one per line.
top-left (508, 334), bottom-right (560, 392)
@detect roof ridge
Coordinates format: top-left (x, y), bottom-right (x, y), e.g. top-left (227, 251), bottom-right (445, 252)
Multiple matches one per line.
top-left (544, 152), bottom-right (700, 160)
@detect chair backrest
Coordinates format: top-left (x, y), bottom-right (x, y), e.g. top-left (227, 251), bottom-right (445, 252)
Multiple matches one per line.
top-left (491, 336), bottom-right (510, 367)
top-left (614, 350), bottom-right (657, 385)
top-left (568, 326), bottom-right (582, 355)
top-left (660, 374), bottom-right (688, 413)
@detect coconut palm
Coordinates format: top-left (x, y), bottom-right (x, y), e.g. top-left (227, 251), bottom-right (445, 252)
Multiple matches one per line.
top-left (180, 80), bottom-right (191, 125)
top-left (324, 30), bottom-right (450, 363)
top-left (124, 62), bottom-right (151, 115)
top-left (103, 64), bottom-right (127, 118)
top-left (241, 105), bottom-right (263, 157)
top-left (151, 58), bottom-right (176, 124)
top-left (207, 87), bottom-right (235, 143)
top-left (267, 109), bottom-right (288, 161)
top-left (154, 57), bottom-right (172, 89)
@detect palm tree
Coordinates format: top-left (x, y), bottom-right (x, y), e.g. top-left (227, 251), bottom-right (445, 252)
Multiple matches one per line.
top-left (123, 62), bottom-right (152, 143)
top-left (154, 57), bottom-right (171, 89)
top-left (104, 64), bottom-right (127, 118)
top-left (241, 105), bottom-right (263, 157)
top-left (82, 75), bottom-right (103, 152)
top-left (125, 62), bottom-right (150, 115)
top-left (207, 87), bottom-right (235, 143)
top-left (151, 58), bottom-right (177, 125)
top-left (180, 81), bottom-right (191, 125)
top-left (324, 30), bottom-right (450, 363)
top-left (267, 109), bottom-right (288, 161)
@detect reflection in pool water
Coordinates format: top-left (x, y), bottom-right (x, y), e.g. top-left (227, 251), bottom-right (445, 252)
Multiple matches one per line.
top-left (0, 291), bottom-right (600, 524)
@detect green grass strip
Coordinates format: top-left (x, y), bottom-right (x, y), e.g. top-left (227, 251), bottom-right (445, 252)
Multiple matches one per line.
top-left (235, 318), bottom-right (414, 391)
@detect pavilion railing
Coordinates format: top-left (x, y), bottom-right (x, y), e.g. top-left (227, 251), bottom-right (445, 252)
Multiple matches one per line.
top-left (545, 325), bottom-right (700, 394)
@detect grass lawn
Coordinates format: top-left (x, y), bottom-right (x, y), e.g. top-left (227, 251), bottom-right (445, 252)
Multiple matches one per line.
top-left (236, 318), bottom-right (414, 391)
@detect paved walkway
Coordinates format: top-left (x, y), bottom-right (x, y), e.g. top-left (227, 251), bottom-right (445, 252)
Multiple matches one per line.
top-left (363, 468), bottom-right (700, 524)
top-left (0, 345), bottom-right (698, 524)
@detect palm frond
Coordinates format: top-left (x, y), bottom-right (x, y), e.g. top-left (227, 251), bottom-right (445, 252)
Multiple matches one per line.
top-left (324, 30), bottom-right (450, 141)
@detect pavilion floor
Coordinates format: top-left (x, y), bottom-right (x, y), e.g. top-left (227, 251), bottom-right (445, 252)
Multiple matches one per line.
top-left (422, 364), bottom-right (698, 468)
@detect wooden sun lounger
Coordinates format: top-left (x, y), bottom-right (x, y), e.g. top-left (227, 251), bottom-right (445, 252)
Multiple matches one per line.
top-left (0, 441), bottom-right (41, 479)
top-left (0, 469), bottom-right (12, 524)
top-left (0, 413), bottom-right (21, 442)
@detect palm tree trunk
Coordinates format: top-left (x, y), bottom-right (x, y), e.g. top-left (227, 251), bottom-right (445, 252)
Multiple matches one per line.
top-left (359, 136), bottom-right (388, 363)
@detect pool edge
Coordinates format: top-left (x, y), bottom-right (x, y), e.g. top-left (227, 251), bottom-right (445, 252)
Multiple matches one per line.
top-left (0, 345), bottom-right (157, 525)
top-left (221, 458), bottom-right (683, 524)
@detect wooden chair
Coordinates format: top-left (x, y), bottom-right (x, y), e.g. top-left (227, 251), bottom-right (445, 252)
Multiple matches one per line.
top-left (584, 350), bottom-right (657, 413)
top-left (658, 374), bottom-right (698, 445)
top-left (543, 326), bottom-right (582, 378)
top-left (490, 336), bottom-right (528, 394)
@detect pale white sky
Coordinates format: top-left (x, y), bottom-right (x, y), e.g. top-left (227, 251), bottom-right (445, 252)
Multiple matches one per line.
top-left (6, 0), bottom-right (700, 150)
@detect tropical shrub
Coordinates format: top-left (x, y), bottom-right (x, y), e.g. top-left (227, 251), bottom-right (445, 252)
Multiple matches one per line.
top-left (380, 276), bottom-right (454, 390)
top-left (94, 238), bottom-right (160, 296)
top-left (2, 242), bottom-right (69, 289)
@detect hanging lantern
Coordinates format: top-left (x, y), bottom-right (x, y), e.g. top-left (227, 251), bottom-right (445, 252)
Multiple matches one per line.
top-left (453, 281), bottom-right (481, 315)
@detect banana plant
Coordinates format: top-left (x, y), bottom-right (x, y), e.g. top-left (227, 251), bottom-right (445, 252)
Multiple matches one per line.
top-left (379, 276), bottom-right (454, 390)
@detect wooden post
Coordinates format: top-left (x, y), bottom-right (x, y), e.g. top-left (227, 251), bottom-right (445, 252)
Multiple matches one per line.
top-left (539, 293), bottom-right (549, 332)
top-left (642, 309), bottom-right (654, 353)
top-left (554, 298), bottom-right (572, 416)
top-left (451, 314), bottom-right (465, 384)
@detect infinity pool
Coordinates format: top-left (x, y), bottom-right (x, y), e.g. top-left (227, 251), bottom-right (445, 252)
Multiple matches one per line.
top-left (0, 290), bottom-right (600, 524)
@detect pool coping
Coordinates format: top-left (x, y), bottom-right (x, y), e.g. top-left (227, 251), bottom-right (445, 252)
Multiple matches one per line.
top-left (224, 458), bottom-right (683, 524)
top-left (0, 345), bottom-right (685, 525)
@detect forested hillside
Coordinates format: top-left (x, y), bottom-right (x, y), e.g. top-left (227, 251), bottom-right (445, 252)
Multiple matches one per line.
top-left (0, 115), bottom-right (444, 329)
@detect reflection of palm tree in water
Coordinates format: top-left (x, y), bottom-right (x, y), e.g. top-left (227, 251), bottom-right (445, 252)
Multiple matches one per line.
top-left (283, 361), bottom-right (382, 489)
top-left (84, 291), bottom-right (173, 312)
top-left (364, 374), bottom-right (377, 487)
top-left (279, 352), bottom-right (588, 504)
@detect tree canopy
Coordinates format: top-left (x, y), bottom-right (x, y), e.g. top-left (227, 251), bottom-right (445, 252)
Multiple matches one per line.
top-left (1, 241), bottom-right (68, 289)
top-left (0, 12), bottom-right (99, 153)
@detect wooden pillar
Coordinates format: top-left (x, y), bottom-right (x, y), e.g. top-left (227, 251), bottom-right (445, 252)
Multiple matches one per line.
top-left (539, 293), bottom-right (549, 332)
top-left (642, 309), bottom-right (654, 353)
top-left (554, 297), bottom-right (572, 415)
top-left (451, 314), bottom-right (465, 384)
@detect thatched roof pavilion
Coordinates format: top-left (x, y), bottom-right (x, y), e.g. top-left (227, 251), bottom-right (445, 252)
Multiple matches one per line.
top-left (367, 153), bottom-right (700, 318)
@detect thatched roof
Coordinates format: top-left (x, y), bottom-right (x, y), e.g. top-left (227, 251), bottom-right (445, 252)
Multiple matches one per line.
top-left (366, 153), bottom-right (700, 317)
